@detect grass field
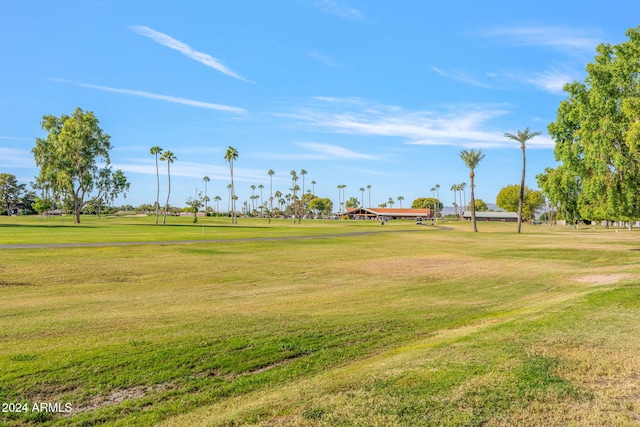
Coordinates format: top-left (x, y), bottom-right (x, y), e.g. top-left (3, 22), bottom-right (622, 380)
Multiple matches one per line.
top-left (1, 215), bottom-right (639, 426)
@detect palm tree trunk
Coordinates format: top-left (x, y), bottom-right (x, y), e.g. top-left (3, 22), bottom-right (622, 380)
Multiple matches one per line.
top-left (470, 173), bottom-right (477, 232)
top-left (155, 155), bottom-right (160, 225)
top-left (163, 163), bottom-right (171, 224)
top-left (517, 146), bottom-right (526, 233)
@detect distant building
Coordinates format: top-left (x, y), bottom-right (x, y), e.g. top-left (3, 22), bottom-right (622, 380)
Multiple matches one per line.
top-left (345, 207), bottom-right (431, 220)
top-left (461, 211), bottom-right (519, 222)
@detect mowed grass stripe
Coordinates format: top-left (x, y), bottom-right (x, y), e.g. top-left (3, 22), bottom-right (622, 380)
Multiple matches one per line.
top-left (1, 219), bottom-right (639, 425)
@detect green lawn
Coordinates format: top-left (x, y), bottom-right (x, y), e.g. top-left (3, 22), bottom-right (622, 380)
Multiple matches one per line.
top-left (1, 216), bottom-right (639, 426)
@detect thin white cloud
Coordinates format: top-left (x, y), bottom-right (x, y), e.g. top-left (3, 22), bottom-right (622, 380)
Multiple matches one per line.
top-left (0, 148), bottom-right (36, 168)
top-left (524, 70), bottom-right (573, 94)
top-left (282, 97), bottom-right (555, 149)
top-left (307, 50), bottom-right (343, 69)
top-left (49, 78), bottom-right (246, 113)
top-left (498, 68), bottom-right (575, 94)
top-left (0, 136), bottom-right (31, 141)
top-left (114, 159), bottom-right (267, 183)
top-left (297, 142), bottom-right (379, 160)
top-left (431, 66), bottom-right (494, 88)
top-left (316, 0), bottom-right (363, 19)
top-left (130, 25), bottom-right (253, 83)
top-left (480, 25), bottom-right (600, 52)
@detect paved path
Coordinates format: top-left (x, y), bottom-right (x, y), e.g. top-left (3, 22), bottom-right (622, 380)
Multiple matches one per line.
top-left (0, 225), bottom-right (453, 250)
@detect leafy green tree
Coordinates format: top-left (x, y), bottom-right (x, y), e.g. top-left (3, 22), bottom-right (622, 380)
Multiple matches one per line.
top-left (186, 193), bottom-right (203, 223)
top-left (459, 149), bottom-right (485, 232)
top-left (225, 146), bottom-right (239, 223)
top-left (0, 173), bottom-right (25, 215)
top-left (504, 128), bottom-right (542, 233)
top-left (537, 166), bottom-right (581, 225)
top-left (150, 146), bottom-right (163, 224)
top-left (309, 197), bottom-right (333, 216)
top-left (548, 26), bottom-right (640, 229)
top-left (471, 199), bottom-right (488, 212)
top-left (345, 196), bottom-right (360, 209)
top-left (33, 196), bottom-right (52, 219)
top-left (411, 197), bottom-right (442, 211)
top-left (160, 150), bottom-right (176, 224)
top-left (496, 184), bottom-right (546, 220)
top-left (32, 108), bottom-right (127, 223)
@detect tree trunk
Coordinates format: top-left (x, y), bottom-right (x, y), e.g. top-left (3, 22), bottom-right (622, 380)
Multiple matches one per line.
top-left (517, 145), bottom-right (526, 233)
top-left (470, 173), bottom-right (477, 232)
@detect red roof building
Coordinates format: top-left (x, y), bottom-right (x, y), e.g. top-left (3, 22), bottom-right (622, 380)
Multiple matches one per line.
top-left (345, 207), bottom-right (431, 219)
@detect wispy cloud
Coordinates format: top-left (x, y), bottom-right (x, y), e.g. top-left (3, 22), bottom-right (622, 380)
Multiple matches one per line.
top-left (306, 50), bottom-right (343, 69)
top-left (282, 97), bottom-right (554, 149)
top-left (49, 78), bottom-right (246, 113)
top-left (431, 66), bottom-right (494, 88)
top-left (114, 159), bottom-right (266, 183)
top-left (297, 142), bottom-right (379, 160)
top-left (496, 67), bottom-right (575, 94)
top-left (316, 0), bottom-right (363, 19)
top-left (0, 148), bottom-right (36, 168)
top-left (130, 25), bottom-right (253, 83)
top-left (0, 136), bottom-right (32, 142)
top-left (479, 25), bottom-right (601, 52)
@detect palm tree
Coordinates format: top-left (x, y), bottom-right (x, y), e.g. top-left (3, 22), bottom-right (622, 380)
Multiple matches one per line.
top-left (250, 185), bottom-right (256, 211)
top-left (258, 184), bottom-right (264, 212)
top-left (226, 183), bottom-right (232, 213)
top-left (203, 176), bottom-right (210, 215)
top-left (160, 150), bottom-right (176, 224)
top-left (460, 182), bottom-right (467, 211)
top-left (359, 187), bottom-right (365, 208)
top-left (274, 190), bottom-right (283, 212)
top-left (268, 169), bottom-right (275, 212)
top-left (367, 185), bottom-right (372, 208)
top-left (214, 195), bottom-right (221, 215)
top-left (459, 149), bottom-right (485, 232)
top-left (311, 180), bottom-right (316, 196)
top-left (431, 187), bottom-right (436, 213)
top-left (388, 197), bottom-right (394, 208)
top-left (300, 169), bottom-right (307, 196)
top-left (224, 146), bottom-right (239, 224)
top-left (450, 184), bottom-right (458, 216)
top-left (150, 146), bottom-right (163, 224)
top-left (435, 184), bottom-right (440, 219)
top-left (504, 127), bottom-right (541, 233)
top-left (397, 196), bottom-right (404, 208)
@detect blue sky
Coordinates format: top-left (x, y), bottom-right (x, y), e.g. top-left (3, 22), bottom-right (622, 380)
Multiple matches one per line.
top-left (1, 1), bottom-right (638, 210)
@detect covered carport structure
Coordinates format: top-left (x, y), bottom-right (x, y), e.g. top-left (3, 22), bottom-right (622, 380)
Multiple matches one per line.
top-left (345, 207), bottom-right (432, 220)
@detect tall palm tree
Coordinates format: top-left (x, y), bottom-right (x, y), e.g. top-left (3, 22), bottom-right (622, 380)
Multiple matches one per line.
top-left (224, 146), bottom-right (239, 224)
top-left (450, 184), bottom-right (458, 216)
top-left (160, 150), bottom-right (176, 224)
top-left (367, 185), bottom-right (372, 208)
top-left (459, 149), bottom-right (485, 232)
top-left (268, 169), bottom-right (275, 212)
top-left (359, 187), bottom-right (365, 207)
top-left (435, 184), bottom-right (440, 219)
top-left (311, 180), bottom-right (316, 196)
top-left (460, 182), bottom-right (467, 211)
top-left (258, 184), bottom-right (264, 206)
top-left (150, 146), bottom-right (163, 224)
top-left (504, 127), bottom-right (541, 233)
top-left (388, 197), bottom-right (394, 208)
top-left (203, 176), bottom-right (210, 215)
top-left (274, 190), bottom-right (282, 212)
top-left (250, 185), bottom-right (256, 211)
top-left (214, 195), bottom-right (221, 215)
top-left (431, 187), bottom-right (437, 213)
top-left (300, 169), bottom-right (307, 196)
top-left (397, 196), bottom-right (404, 208)
top-left (226, 183), bottom-right (232, 213)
